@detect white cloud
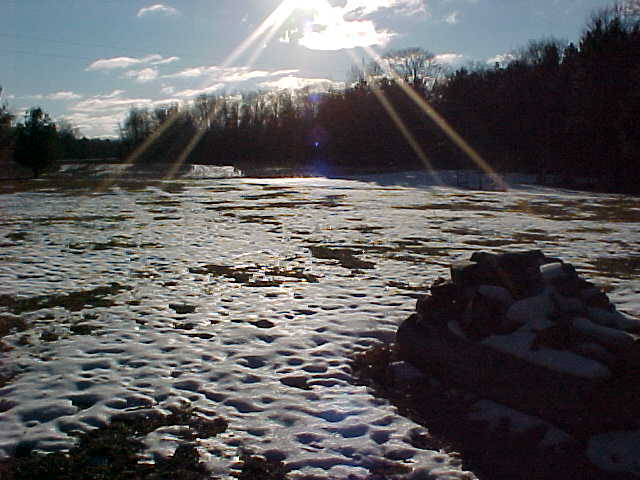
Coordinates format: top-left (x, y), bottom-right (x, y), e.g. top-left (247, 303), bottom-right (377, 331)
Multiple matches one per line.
top-left (103, 89), bottom-right (126, 98)
top-left (444, 10), bottom-right (460, 24)
top-left (63, 90), bottom-right (182, 137)
top-left (487, 52), bottom-right (516, 66)
top-left (435, 52), bottom-right (465, 65)
top-left (137, 4), bottom-right (180, 18)
top-left (343, 0), bottom-right (427, 17)
top-left (283, 0), bottom-right (408, 51)
top-left (71, 90), bottom-right (152, 113)
top-left (172, 83), bottom-right (225, 99)
top-left (125, 67), bottom-right (159, 83)
top-left (86, 54), bottom-right (178, 71)
top-left (165, 65), bottom-right (299, 83)
top-left (168, 67), bottom-right (208, 79)
top-left (86, 56), bottom-right (143, 71)
top-left (299, 19), bottom-right (393, 50)
top-left (257, 75), bottom-right (344, 91)
top-left (47, 91), bottom-right (83, 100)
top-left (61, 112), bottom-right (123, 138)
top-left (150, 56), bottom-right (180, 65)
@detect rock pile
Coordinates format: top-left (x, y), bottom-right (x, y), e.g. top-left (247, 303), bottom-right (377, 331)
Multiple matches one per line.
top-left (413, 250), bottom-right (639, 377)
top-left (394, 250), bottom-right (640, 476)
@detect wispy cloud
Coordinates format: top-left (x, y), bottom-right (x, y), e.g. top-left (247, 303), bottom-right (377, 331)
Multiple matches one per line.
top-left (47, 91), bottom-right (83, 100)
top-left (13, 91), bottom-right (83, 101)
top-left (343, 0), bottom-right (428, 17)
top-left (71, 90), bottom-right (151, 113)
top-left (64, 90), bottom-right (183, 137)
top-left (150, 56), bottom-right (180, 65)
top-left (172, 83), bottom-right (225, 99)
top-left (86, 54), bottom-right (179, 71)
top-left (166, 65), bottom-right (298, 83)
top-left (137, 4), bottom-right (180, 18)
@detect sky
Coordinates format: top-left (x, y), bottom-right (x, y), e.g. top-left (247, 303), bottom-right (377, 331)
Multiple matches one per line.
top-left (1, 0), bottom-right (616, 138)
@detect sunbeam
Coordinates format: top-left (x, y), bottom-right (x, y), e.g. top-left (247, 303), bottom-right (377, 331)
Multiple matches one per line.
top-left (362, 46), bottom-right (509, 191)
top-left (345, 49), bottom-right (443, 184)
top-left (223, 0), bottom-right (299, 68)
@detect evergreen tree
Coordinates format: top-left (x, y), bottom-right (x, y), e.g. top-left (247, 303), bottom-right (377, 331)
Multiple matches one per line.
top-left (13, 107), bottom-right (61, 178)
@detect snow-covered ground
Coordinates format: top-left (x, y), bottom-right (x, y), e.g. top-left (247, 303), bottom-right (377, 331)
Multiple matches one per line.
top-left (0, 170), bottom-right (638, 478)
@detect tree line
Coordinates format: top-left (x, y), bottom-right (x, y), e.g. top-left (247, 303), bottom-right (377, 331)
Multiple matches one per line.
top-left (0, 92), bottom-right (120, 178)
top-left (116, 4), bottom-right (639, 191)
top-left (2, 3), bottom-right (638, 191)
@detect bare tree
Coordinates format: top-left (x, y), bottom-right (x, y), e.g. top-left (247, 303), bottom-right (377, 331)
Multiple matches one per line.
top-left (0, 86), bottom-right (12, 133)
top-left (383, 47), bottom-right (443, 90)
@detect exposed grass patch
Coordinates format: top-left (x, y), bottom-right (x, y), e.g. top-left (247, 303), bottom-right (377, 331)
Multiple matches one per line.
top-left (567, 226), bottom-right (615, 234)
top-left (462, 238), bottom-right (516, 247)
top-left (393, 201), bottom-right (501, 213)
top-left (347, 224), bottom-right (386, 234)
top-left (69, 323), bottom-right (101, 336)
top-left (307, 246), bottom-right (375, 270)
top-left (586, 256), bottom-right (640, 279)
top-left (67, 237), bottom-right (162, 252)
top-left (0, 178), bottom-right (185, 196)
top-left (508, 198), bottom-right (640, 223)
top-left (386, 281), bottom-right (430, 294)
top-left (237, 454), bottom-right (288, 480)
top-left (189, 264), bottom-right (319, 285)
top-left (237, 215), bottom-right (281, 226)
top-left (241, 191), bottom-right (295, 201)
top-left (204, 200), bottom-right (346, 212)
top-left (511, 231), bottom-right (562, 243)
top-left (0, 406), bottom-right (227, 480)
top-left (0, 283), bottom-right (132, 314)
top-left (31, 215), bottom-right (133, 226)
top-left (0, 315), bottom-right (27, 338)
top-left (5, 232), bottom-right (29, 242)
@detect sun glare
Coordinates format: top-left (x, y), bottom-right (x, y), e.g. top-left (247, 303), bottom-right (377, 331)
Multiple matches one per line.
top-left (120, 0), bottom-right (507, 189)
top-left (223, 0), bottom-right (341, 67)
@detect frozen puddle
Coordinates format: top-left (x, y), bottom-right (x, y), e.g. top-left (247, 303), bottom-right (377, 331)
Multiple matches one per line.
top-left (1, 172), bottom-right (639, 478)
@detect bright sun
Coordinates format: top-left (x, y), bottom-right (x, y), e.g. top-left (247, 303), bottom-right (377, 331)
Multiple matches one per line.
top-left (223, 0), bottom-right (335, 66)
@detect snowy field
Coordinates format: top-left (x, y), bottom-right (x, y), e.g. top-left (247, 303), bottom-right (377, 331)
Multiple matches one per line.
top-left (0, 170), bottom-right (639, 478)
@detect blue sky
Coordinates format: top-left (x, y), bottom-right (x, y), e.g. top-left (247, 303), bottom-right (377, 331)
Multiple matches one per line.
top-left (1, 0), bottom-right (614, 138)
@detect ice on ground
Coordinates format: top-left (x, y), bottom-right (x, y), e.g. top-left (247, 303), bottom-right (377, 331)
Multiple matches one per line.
top-left (0, 171), bottom-right (639, 477)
